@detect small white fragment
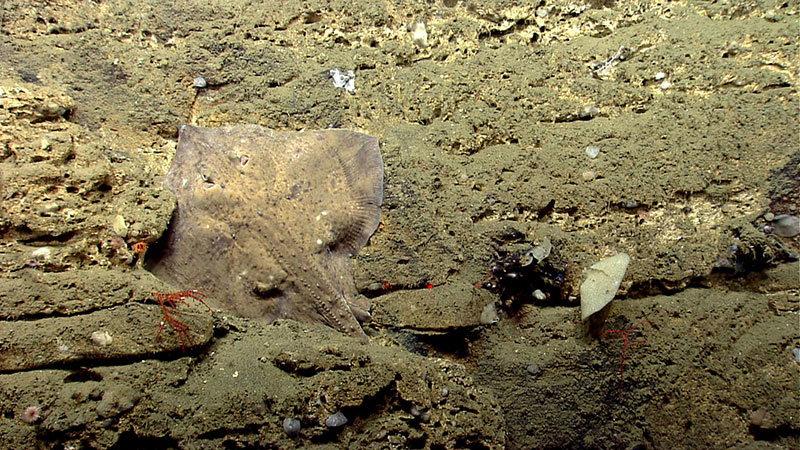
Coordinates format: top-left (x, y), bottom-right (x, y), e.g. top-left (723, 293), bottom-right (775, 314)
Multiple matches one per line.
top-left (31, 247), bottom-right (51, 261)
top-left (410, 22), bottom-right (428, 48)
top-left (586, 144), bottom-right (601, 159)
top-left (519, 250), bottom-right (534, 267)
top-left (232, 371), bottom-right (239, 378)
top-left (90, 330), bottom-right (113, 347)
top-left (481, 303), bottom-right (500, 324)
top-left (56, 337), bottom-right (70, 353)
top-left (533, 289), bottom-right (546, 301)
top-left (112, 214), bottom-right (128, 237)
top-left (193, 76), bottom-right (207, 88)
top-left (763, 9), bottom-right (778, 22)
top-left (316, 238), bottom-right (323, 245)
top-left (39, 203), bottom-right (60, 214)
top-left (330, 69), bottom-right (355, 93)
top-left (579, 105), bottom-right (600, 119)
top-left (660, 80), bottom-right (672, 90)
top-left (654, 71), bottom-right (667, 81)
top-left (531, 237), bottom-right (552, 262)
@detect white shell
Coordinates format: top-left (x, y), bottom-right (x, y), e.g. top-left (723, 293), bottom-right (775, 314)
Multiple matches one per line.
top-left (580, 253), bottom-right (631, 320)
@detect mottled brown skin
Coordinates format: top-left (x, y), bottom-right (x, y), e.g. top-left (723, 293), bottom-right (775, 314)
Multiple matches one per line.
top-left (148, 124), bottom-right (383, 343)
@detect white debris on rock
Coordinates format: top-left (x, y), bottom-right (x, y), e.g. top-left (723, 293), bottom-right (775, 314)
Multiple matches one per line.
top-left (30, 247), bottom-right (51, 261)
top-left (410, 22), bottom-right (428, 48)
top-left (330, 69), bottom-right (355, 93)
top-left (481, 303), bottom-right (500, 324)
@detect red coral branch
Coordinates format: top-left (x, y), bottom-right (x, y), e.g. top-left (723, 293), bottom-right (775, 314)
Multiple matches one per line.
top-left (151, 290), bottom-right (212, 351)
top-left (602, 319), bottom-right (652, 401)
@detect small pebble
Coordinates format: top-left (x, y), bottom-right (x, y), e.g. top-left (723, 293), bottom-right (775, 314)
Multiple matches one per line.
top-left (192, 77), bottom-right (207, 88)
top-left (441, 387), bottom-right (449, 397)
top-left (772, 214), bottom-right (799, 237)
top-left (526, 364), bottom-right (541, 375)
top-left (585, 144), bottom-right (600, 159)
top-left (325, 411), bottom-right (348, 428)
top-left (792, 348), bottom-right (800, 364)
top-left (654, 71), bottom-right (667, 81)
top-left (129, 222), bottom-right (145, 238)
top-left (750, 408), bottom-right (771, 427)
top-left (90, 330), bottom-right (113, 347)
top-left (112, 214), bottom-right (128, 237)
top-left (764, 212), bottom-right (775, 221)
top-left (283, 417), bottom-right (301, 436)
top-left (533, 289), bottom-right (546, 301)
top-left (581, 170), bottom-right (597, 181)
